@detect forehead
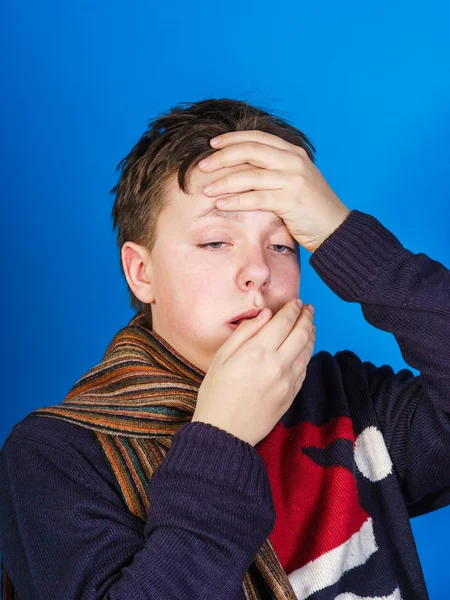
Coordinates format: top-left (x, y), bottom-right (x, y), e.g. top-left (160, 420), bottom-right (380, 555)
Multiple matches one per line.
top-left (190, 206), bottom-right (284, 228)
top-left (163, 163), bottom-right (285, 229)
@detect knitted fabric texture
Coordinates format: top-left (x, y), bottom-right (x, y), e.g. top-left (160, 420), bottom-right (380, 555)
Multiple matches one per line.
top-left (1, 311), bottom-right (298, 600)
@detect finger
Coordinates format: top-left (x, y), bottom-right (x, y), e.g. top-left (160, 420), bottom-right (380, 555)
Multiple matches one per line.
top-left (217, 306), bottom-right (273, 362)
top-left (203, 168), bottom-right (284, 198)
top-left (209, 130), bottom-right (304, 156)
top-left (297, 330), bottom-right (316, 369)
top-left (200, 140), bottom-right (299, 173)
top-left (293, 335), bottom-right (315, 389)
top-left (214, 189), bottom-right (282, 217)
top-left (252, 298), bottom-right (304, 352)
top-left (277, 303), bottom-right (314, 361)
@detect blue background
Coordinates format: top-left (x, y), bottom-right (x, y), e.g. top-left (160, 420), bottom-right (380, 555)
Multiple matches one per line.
top-left (1, 1), bottom-right (449, 596)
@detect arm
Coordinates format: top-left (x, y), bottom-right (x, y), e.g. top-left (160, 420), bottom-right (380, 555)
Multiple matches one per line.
top-left (0, 421), bottom-right (275, 599)
top-left (309, 209), bottom-right (450, 516)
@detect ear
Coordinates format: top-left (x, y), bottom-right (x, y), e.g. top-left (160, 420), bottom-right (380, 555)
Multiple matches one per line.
top-left (121, 241), bottom-right (155, 304)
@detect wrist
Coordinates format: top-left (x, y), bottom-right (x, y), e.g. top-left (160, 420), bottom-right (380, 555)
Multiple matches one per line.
top-left (312, 206), bottom-right (351, 253)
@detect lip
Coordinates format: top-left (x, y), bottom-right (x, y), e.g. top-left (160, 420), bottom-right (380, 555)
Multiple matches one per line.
top-left (228, 307), bottom-right (265, 324)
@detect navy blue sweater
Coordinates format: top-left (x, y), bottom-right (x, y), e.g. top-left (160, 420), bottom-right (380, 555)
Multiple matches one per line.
top-left (1, 210), bottom-right (449, 599)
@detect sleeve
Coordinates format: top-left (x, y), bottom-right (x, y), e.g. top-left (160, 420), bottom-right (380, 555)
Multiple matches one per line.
top-left (309, 209), bottom-right (450, 518)
top-left (0, 421), bottom-right (276, 599)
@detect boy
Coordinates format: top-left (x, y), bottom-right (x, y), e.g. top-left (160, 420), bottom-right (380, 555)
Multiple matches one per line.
top-left (1, 98), bottom-right (449, 599)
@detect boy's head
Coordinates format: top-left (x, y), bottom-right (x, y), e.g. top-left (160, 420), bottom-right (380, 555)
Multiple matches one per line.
top-left (110, 98), bottom-right (316, 373)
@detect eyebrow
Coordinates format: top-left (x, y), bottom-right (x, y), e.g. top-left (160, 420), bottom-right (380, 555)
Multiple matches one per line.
top-left (190, 207), bottom-right (285, 228)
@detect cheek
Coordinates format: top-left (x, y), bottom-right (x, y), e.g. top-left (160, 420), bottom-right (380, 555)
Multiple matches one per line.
top-left (270, 263), bottom-right (300, 302)
top-left (155, 249), bottom-right (226, 315)
top-left (169, 247), bottom-right (225, 283)
top-left (155, 244), bottom-right (300, 316)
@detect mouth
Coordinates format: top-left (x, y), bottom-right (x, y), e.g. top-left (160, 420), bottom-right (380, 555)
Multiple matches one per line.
top-left (228, 320), bottom-right (251, 330)
top-left (228, 307), bottom-right (265, 327)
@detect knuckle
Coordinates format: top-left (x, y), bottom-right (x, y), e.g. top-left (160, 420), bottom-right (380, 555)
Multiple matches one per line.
top-left (251, 346), bottom-right (265, 364)
top-left (279, 378), bottom-right (291, 397)
top-left (294, 171), bottom-right (305, 186)
top-left (279, 316), bottom-right (293, 331)
top-left (272, 362), bottom-right (284, 381)
top-left (295, 153), bottom-right (305, 168)
top-left (295, 372), bottom-right (306, 389)
top-left (298, 354), bottom-right (309, 370)
top-left (298, 329), bottom-right (309, 346)
top-left (255, 189), bottom-right (264, 203)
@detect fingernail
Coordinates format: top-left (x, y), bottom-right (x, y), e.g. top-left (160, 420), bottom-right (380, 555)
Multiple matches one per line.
top-left (308, 305), bottom-right (315, 315)
top-left (211, 136), bottom-right (222, 146)
top-left (296, 299), bottom-right (303, 308)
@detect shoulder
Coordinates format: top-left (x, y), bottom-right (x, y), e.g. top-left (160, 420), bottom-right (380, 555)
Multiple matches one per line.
top-left (306, 348), bottom-right (400, 398)
top-left (4, 412), bottom-right (102, 460)
top-left (1, 412), bottom-right (123, 505)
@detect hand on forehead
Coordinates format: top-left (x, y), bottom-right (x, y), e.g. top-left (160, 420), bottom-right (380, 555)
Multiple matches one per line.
top-left (189, 161), bottom-right (256, 197)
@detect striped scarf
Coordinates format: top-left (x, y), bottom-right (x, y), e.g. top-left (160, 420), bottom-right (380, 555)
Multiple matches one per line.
top-left (2, 312), bottom-right (299, 600)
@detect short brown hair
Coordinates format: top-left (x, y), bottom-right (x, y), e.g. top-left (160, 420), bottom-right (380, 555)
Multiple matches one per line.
top-left (110, 97), bottom-right (316, 327)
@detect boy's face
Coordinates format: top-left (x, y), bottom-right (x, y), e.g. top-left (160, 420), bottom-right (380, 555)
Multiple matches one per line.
top-left (144, 162), bottom-right (300, 374)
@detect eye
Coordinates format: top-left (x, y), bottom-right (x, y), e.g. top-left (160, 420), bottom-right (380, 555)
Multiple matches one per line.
top-left (198, 242), bottom-right (295, 254)
top-left (198, 242), bottom-right (228, 250)
top-left (272, 244), bottom-right (296, 254)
